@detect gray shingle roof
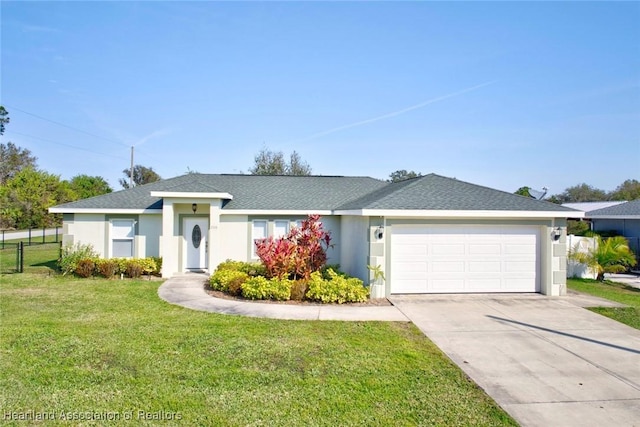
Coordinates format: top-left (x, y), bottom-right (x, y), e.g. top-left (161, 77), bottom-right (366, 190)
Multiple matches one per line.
top-left (337, 174), bottom-right (576, 212)
top-left (51, 173), bottom-right (578, 213)
top-left (52, 174), bottom-right (387, 211)
top-left (587, 200), bottom-right (640, 217)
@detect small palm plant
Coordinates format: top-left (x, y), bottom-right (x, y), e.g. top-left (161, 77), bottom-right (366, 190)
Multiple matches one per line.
top-left (569, 235), bottom-right (637, 281)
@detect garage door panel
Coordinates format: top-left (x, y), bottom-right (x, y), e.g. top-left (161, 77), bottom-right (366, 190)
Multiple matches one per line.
top-left (431, 244), bottom-right (465, 255)
top-left (468, 244), bottom-right (501, 255)
top-left (393, 280), bottom-right (428, 293)
top-left (504, 244), bottom-right (536, 255)
top-left (432, 260), bottom-right (466, 273)
top-left (431, 279), bottom-right (465, 291)
top-left (393, 244), bottom-right (428, 257)
top-left (469, 261), bottom-right (502, 273)
top-left (391, 225), bottom-right (539, 294)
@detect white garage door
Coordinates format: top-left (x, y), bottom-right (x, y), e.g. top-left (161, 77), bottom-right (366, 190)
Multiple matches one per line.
top-left (390, 225), bottom-right (540, 293)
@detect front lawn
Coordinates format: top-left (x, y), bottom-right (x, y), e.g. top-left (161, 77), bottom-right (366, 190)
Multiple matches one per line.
top-left (567, 278), bottom-right (640, 330)
top-left (0, 274), bottom-right (516, 426)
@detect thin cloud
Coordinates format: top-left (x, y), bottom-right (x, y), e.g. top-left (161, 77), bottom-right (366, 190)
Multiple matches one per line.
top-left (135, 129), bottom-right (172, 147)
top-left (22, 24), bottom-right (61, 33)
top-left (291, 81), bottom-right (496, 143)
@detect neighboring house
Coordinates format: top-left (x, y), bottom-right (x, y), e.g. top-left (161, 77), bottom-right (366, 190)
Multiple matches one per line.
top-left (562, 201), bottom-right (627, 214)
top-left (50, 173), bottom-right (582, 296)
top-left (585, 200), bottom-right (640, 263)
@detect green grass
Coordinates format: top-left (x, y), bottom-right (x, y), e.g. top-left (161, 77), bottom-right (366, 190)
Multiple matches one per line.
top-left (567, 278), bottom-right (640, 329)
top-left (0, 273), bottom-right (517, 426)
top-left (0, 242), bottom-right (60, 274)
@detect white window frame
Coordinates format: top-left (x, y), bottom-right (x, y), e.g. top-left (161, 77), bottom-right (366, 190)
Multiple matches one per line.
top-left (251, 220), bottom-right (268, 259)
top-left (110, 219), bottom-right (135, 258)
top-left (273, 220), bottom-right (290, 239)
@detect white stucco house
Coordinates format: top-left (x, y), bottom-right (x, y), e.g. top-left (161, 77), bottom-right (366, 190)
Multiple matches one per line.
top-left (49, 173), bottom-right (583, 296)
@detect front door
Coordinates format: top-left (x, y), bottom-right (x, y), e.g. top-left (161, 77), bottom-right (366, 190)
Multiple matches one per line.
top-left (184, 218), bottom-right (208, 270)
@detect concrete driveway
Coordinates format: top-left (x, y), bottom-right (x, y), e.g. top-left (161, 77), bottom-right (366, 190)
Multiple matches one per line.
top-left (390, 293), bottom-right (640, 427)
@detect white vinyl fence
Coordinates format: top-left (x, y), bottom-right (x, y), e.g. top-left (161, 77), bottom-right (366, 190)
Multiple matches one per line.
top-left (566, 235), bottom-right (596, 279)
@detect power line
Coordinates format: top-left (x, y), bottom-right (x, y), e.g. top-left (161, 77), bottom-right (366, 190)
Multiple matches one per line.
top-left (3, 104), bottom-right (129, 148)
top-left (8, 131), bottom-right (128, 160)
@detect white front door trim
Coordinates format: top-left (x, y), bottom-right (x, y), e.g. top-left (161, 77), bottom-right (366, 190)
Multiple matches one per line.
top-left (183, 217), bottom-right (209, 271)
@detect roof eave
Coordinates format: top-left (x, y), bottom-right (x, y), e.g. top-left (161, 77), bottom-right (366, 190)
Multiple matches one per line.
top-left (588, 215), bottom-right (640, 220)
top-left (49, 208), bottom-right (163, 214)
top-left (150, 191), bottom-right (233, 199)
top-left (334, 209), bottom-right (585, 219)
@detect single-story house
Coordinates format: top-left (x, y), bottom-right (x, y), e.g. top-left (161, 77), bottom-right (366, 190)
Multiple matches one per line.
top-left (586, 200), bottom-right (640, 260)
top-left (49, 173), bottom-right (582, 296)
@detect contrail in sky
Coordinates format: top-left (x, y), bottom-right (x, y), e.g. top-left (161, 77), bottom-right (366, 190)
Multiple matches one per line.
top-left (291, 80), bottom-right (496, 143)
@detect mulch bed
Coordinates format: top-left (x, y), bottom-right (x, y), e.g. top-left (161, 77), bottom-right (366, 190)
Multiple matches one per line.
top-left (204, 284), bottom-right (392, 306)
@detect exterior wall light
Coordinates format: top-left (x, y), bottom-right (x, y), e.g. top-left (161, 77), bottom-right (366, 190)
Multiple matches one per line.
top-left (192, 203), bottom-right (197, 214)
top-left (375, 225), bottom-right (384, 240)
top-left (552, 227), bottom-right (562, 241)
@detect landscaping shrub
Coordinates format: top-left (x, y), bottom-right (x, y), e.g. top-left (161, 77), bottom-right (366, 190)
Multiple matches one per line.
top-left (75, 258), bottom-right (96, 278)
top-left (290, 279), bottom-right (309, 301)
top-left (241, 276), bottom-right (291, 301)
top-left (124, 259), bottom-right (145, 278)
top-left (210, 269), bottom-right (249, 292)
top-left (215, 260), bottom-right (266, 277)
top-left (306, 269), bottom-right (368, 304)
top-left (96, 259), bottom-right (119, 278)
top-left (255, 215), bottom-right (332, 279)
top-left (149, 257), bottom-right (162, 276)
top-left (59, 243), bottom-right (99, 276)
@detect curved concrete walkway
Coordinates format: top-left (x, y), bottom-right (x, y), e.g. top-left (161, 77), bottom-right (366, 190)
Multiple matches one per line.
top-left (158, 273), bottom-right (408, 321)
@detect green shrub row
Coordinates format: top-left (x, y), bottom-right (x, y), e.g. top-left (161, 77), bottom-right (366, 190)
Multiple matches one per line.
top-left (209, 260), bottom-right (368, 303)
top-left (306, 269), bottom-right (369, 304)
top-left (72, 257), bottom-right (162, 278)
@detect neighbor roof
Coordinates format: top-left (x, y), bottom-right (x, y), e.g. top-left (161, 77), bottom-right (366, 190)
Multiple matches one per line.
top-left (50, 172), bottom-right (580, 214)
top-left (562, 201), bottom-right (626, 213)
top-left (587, 200), bottom-right (640, 218)
top-left (337, 174), bottom-right (577, 212)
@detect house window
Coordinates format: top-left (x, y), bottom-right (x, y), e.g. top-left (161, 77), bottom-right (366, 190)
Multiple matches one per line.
top-left (111, 219), bottom-right (135, 258)
top-left (252, 220), bottom-right (268, 258)
top-left (274, 220), bottom-right (290, 238)
top-left (294, 220), bottom-right (304, 230)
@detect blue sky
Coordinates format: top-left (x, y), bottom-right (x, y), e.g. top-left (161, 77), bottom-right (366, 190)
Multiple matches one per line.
top-left (2, 1), bottom-right (639, 195)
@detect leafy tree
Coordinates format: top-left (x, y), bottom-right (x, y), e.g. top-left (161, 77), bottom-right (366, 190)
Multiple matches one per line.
top-left (514, 186), bottom-right (531, 197)
top-left (119, 165), bottom-right (161, 189)
top-left (567, 220), bottom-right (590, 236)
top-left (0, 105), bottom-right (9, 135)
top-left (550, 183), bottom-right (608, 203)
top-left (68, 174), bottom-right (112, 200)
top-left (0, 142), bottom-right (38, 185)
top-left (0, 167), bottom-right (74, 229)
top-left (287, 151), bottom-right (312, 176)
top-left (569, 235), bottom-right (637, 281)
top-left (249, 148), bottom-right (312, 176)
top-left (609, 179), bottom-right (640, 201)
top-left (388, 170), bottom-right (422, 183)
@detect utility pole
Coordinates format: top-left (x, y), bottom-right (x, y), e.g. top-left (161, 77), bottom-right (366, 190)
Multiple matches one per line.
top-left (130, 146), bottom-right (134, 188)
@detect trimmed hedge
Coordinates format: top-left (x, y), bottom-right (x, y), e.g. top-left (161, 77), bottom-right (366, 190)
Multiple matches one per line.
top-left (241, 276), bottom-right (292, 301)
top-left (58, 245), bottom-right (162, 279)
top-left (306, 269), bottom-right (369, 304)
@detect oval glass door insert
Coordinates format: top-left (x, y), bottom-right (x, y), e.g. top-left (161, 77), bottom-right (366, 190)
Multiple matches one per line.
top-left (192, 225), bottom-right (202, 248)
